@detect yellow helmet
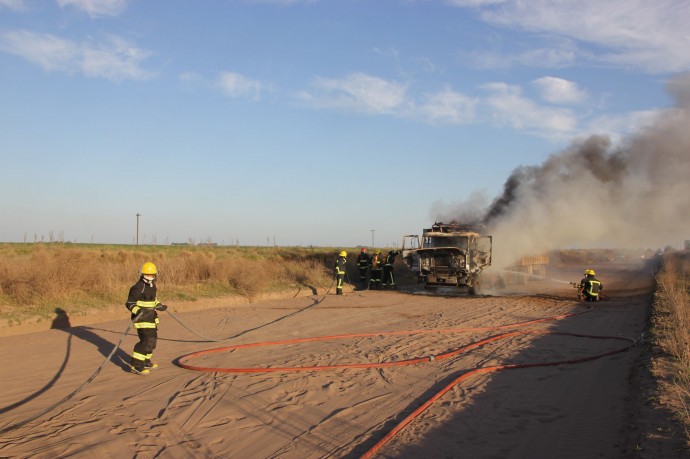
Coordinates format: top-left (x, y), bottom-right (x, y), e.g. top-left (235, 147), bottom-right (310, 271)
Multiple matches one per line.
top-left (141, 262), bottom-right (158, 275)
top-left (339, 251), bottom-right (347, 257)
top-left (584, 269), bottom-right (595, 276)
top-left (375, 249), bottom-right (381, 255)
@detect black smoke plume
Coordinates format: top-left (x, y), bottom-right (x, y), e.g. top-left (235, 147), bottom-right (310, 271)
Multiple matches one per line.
top-left (439, 73), bottom-right (690, 267)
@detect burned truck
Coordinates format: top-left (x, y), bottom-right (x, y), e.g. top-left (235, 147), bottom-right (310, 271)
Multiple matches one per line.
top-left (401, 222), bottom-right (492, 294)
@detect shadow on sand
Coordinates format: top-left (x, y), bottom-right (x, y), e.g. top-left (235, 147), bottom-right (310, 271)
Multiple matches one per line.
top-left (0, 306), bottom-right (134, 417)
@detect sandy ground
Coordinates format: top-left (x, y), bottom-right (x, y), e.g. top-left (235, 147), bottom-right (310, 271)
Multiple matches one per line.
top-left (0, 261), bottom-right (687, 458)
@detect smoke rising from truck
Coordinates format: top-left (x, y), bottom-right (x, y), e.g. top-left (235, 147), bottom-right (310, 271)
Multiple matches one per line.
top-left (437, 72), bottom-right (690, 268)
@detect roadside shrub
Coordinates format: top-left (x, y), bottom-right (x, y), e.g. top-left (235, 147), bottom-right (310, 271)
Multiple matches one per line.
top-left (654, 252), bottom-right (690, 437)
top-left (0, 244), bottom-right (336, 322)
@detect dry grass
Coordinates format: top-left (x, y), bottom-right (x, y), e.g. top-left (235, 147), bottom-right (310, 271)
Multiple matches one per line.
top-left (653, 251), bottom-right (690, 437)
top-left (0, 243), bottom-right (335, 325)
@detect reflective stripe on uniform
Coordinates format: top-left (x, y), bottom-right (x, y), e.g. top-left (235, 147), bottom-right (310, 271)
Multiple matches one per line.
top-left (586, 280), bottom-right (601, 296)
top-left (133, 300), bottom-right (160, 327)
top-left (136, 300), bottom-right (159, 309)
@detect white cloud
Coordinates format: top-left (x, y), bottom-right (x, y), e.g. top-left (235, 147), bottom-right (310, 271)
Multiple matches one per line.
top-left (481, 82), bottom-right (578, 136)
top-left (179, 72), bottom-right (203, 84)
top-left (0, 0), bottom-right (26, 11)
top-left (299, 72), bottom-right (587, 136)
top-left (413, 89), bottom-right (478, 125)
top-left (57, 0), bottom-right (128, 17)
top-left (470, 0), bottom-right (690, 73)
top-left (512, 46), bottom-right (579, 68)
top-left (584, 109), bottom-right (665, 142)
top-left (304, 73), bottom-right (408, 115)
top-left (0, 30), bottom-right (154, 81)
top-left (247, 0), bottom-right (318, 4)
top-left (216, 72), bottom-right (263, 100)
top-left (468, 45), bottom-right (578, 70)
top-left (0, 30), bottom-right (77, 71)
top-left (533, 76), bottom-right (587, 104)
top-left (445, 0), bottom-right (506, 6)
top-left (300, 73), bottom-right (477, 124)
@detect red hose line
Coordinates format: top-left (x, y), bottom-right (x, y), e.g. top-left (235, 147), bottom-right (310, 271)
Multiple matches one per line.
top-left (174, 303), bottom-right (638, 458)
top-left (359, 331), bottom-right (636, 459)
top-left (176, 306), bottom-right (591, 373)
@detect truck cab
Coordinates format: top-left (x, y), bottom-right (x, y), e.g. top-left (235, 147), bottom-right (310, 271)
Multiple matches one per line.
top-left (401, 222), bottom-right (492, 294)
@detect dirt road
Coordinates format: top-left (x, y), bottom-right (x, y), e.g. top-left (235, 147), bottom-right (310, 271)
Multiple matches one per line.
top-left (0, 261), bottom-right (681, 458)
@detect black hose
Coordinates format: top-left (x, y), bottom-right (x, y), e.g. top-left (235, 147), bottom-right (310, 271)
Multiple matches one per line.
top-left (344, 270), bottom-right (355, 292)
top-left (1, 281), bottom-right (336, 433)
top-left (164, 279), bottom-right (335, 342)
top-left (0, 312), bottom-right (141, 435)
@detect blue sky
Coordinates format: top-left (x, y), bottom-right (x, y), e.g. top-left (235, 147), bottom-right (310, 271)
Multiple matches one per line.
top-left (1, 0), bottom-right (688, 248)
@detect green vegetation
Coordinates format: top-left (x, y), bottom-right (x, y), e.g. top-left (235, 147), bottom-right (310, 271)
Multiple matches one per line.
top-left (0, 243), bottom-right (339, 326)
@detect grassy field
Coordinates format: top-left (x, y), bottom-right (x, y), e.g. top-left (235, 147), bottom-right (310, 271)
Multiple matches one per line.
top-left (0, 243), bottom-right (341, 326)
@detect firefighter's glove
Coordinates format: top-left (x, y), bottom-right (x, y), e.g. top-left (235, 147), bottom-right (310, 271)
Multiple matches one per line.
top-left (155, 304), bottom-right (168, 312)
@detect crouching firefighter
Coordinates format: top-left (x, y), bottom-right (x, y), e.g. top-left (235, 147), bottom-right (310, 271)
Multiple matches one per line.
top-left (579, 269), bottom-right (603, 302)
top-left (126, 262), bottom-right (168, 375)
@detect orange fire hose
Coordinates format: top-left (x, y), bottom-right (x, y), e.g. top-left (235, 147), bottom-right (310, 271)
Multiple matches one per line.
top-left (174, 305), bottom-right (637, 458)
top-left (358, 329), bottom-right (636, 458)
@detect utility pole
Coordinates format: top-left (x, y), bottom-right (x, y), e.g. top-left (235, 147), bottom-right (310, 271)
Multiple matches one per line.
top-left (136, 213), bottom-right (141, 245)
top-left (371, 229), bottom-right (375, 248)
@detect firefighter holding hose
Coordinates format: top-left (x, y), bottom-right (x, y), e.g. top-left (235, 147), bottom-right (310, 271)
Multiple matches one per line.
top-left (334, 251), bottom-right (348, 295)
top-left (126, 262), bottom-right (168, 375)
top-left (578, 269), bottom-right (603, 302)
top-left (382, 250), bottom-right (401, 289)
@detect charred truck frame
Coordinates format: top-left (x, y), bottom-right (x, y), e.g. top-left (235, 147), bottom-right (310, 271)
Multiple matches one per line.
top-left (401, 222), bottom-right (492, 294)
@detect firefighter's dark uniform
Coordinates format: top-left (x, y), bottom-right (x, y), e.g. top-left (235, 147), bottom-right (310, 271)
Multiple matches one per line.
top-left (579, 275), bottom-right (603, 302)
top-left (334, 255), bottom-right (347, 295)
top-left (126, 277), bottom-right (163, 371)
top-left (369, 253), bottom-right (383, 290)
top-left (382, 250), bottom-right (400, 288)
top-left (356, 251), bottom-right (371, 284)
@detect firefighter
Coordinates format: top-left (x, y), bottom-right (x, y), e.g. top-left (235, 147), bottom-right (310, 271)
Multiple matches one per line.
top-left (356, 247), bottom-right (372, 285)
top-left (334, 251), bottom-right (348, 295)
top-left (579, 269), bottom-right (603, 302)
top-left (382, 249), bottom-right (401, 289)
top-left (369, 249), bottom-right (383, 290)
top-left (126, 262), bottom-right (167, 375)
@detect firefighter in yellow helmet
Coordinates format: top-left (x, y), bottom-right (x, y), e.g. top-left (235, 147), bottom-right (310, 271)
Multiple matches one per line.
top-left (125, 262), bottom-right (168, 375)
top-left (579, 269), bottom-right (603, 302)
top-left (369, 249), bottom-right (383, 290)
top-left (334, 251), bottom-right (348, 295)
